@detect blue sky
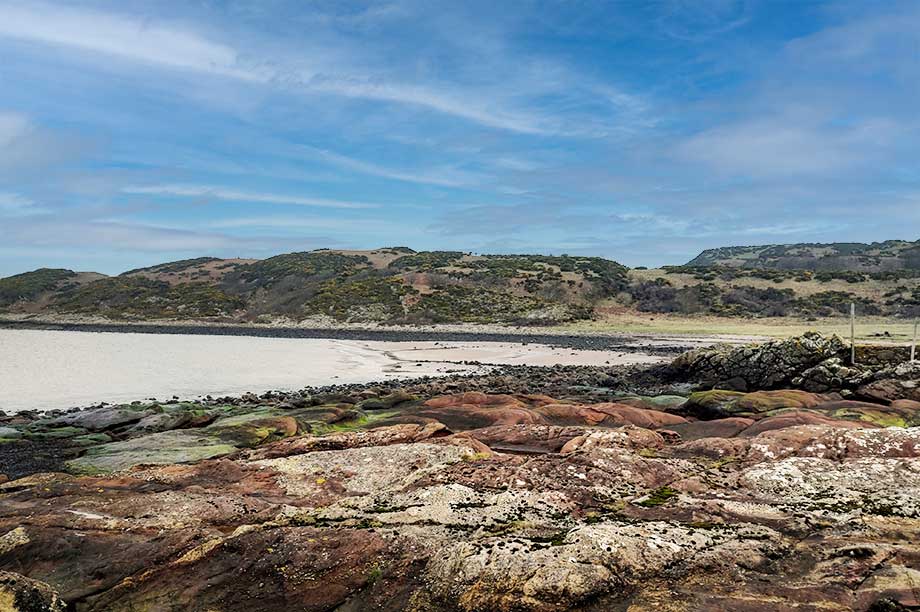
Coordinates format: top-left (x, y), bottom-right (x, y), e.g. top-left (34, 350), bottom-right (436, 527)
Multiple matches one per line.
top-left (1, 0), bottom-right (919, 276)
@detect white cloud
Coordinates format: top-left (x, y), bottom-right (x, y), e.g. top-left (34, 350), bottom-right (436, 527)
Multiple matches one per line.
top-left (122, 184), bottom-right (380, 209)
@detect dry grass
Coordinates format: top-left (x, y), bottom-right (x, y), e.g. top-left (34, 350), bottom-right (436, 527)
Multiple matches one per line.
top-left (567, 311), bottom-right (920, 344)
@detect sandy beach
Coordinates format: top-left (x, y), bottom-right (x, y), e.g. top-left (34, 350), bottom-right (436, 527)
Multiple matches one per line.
top-left (0, 329), bottom-right (667, 413)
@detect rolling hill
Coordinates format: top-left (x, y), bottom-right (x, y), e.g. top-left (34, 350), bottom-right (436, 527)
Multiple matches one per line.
top-left (4, 242), bottom-right (920, 325)
top-left (0, 248), bottom-right (628, 325)
top-left (687, 240), bottom-right (920, 271)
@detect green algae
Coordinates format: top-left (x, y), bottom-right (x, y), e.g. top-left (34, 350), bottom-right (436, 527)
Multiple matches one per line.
top-left (635, 486), bottom-right (679, 508)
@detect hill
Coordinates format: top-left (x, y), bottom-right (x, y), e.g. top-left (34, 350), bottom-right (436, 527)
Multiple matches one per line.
top-left (687, 240), bottom-right (920, 271)
top-left (0, 249), bottom-right (629, 325)
top-left (5, 243), bottom-right (920, 326)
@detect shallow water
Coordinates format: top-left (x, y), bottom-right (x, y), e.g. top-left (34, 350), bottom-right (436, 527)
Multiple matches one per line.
top-left (0, 329), bottom-right (663, 412)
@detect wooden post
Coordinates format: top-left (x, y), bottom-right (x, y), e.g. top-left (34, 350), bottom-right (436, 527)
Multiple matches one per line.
top-left (912, 320), bottom-right (918, 363)
top-left (850, 303), bottom-right (856, 365)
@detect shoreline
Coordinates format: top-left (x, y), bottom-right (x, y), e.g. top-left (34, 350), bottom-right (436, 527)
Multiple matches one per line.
top-left (0, 317), bottom-right (719, 353)
top-left (0, 328), bottom-right (670, 414)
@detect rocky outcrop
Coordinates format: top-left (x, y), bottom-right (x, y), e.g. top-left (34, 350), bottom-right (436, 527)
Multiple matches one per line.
top-left (793, 356), bottom-right (875, 393)
top-left (670, 334), bottom-right (920, 412)
top-left (859, 362), bottom-right (920, 403)
top-left (669, 332), bottom-right (848, 390)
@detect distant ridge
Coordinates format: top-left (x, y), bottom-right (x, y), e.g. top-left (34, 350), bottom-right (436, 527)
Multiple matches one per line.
top-left (0, 248), bottom-right (628, 325)
top-left (687, 240), bottom-right (920, 271)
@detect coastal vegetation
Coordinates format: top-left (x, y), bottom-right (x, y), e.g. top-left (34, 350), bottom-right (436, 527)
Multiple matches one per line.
top-left (0, 268), bottom-right (76, 306)
top-left (2, 242), bottom-right (919, 324)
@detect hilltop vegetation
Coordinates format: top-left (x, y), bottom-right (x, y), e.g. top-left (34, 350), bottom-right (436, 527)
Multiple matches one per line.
top-left (4, 242), bottom-right (920, 325)
top-left (0, 249), bottom-right (627, 325)
top-left (624, 265), bottom-right (920, 318)
top-left (687, 239), bottom-right (920, 271)
top-left (0, 268), bottom-right (77, 307)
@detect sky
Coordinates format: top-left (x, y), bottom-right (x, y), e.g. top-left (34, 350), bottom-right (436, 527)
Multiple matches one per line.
top-left (1, 0), bottom-right (919, 276)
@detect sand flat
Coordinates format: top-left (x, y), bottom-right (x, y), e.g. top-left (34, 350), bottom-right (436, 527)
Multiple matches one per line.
top-left (0, 329), bottom-right (666, 413)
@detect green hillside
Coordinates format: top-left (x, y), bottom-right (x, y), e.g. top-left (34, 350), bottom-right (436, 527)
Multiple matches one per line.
top-left (687, 240), bottom-right (920, 271)
top-left (0, 249), bottom-right (628, 325)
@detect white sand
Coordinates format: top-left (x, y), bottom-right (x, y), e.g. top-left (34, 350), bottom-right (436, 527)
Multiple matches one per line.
top-left (0, 329), bottom-right (665, 413)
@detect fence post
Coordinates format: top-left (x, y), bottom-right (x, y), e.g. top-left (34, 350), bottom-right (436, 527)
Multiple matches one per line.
top-left (912, 320), bottom-right (918, 363)
top-left (850, 303), bottom-right (856, 365)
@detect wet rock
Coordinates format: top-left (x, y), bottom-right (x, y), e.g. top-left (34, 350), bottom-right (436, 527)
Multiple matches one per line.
top-left (63, 430), bottom-right (240, 474)
top-left (0, 427), bottom-right (22, 440)
top-left (44, 405), bottom-right (155, 432)
top-left (355, 390), bottom-right (419, 410)
top-left (733, 390), bottom-right (830, 413)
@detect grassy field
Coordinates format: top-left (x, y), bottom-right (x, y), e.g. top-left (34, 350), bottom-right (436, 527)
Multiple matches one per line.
top-left (568, 311), bottom-right (920, 343)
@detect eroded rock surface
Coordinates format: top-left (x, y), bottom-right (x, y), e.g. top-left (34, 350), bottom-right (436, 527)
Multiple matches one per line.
top-left (1, 418), bottom-right (919, 611)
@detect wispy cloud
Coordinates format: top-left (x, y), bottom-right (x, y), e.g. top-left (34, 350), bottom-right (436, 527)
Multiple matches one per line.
top-left (305, 78), bottom-right (552, 135)
top-left (3, 216), bottom-right (339, 255)
top-left (0, 192), bottom-right (48, 217)
top-left (675, 116), bottom-right (900, 178)
top-left (0, 111), bottom-right (90, 174)
top-left (0, 2), bottom-right (261, 81)
top-left (303, 146), bottom-right (484, 188)
top-left (655, 0), bottom-right (752, 42)
top-left (122, 185), bottom-right (380, 209)
top-left (210, 215), bottom-right (396, 232)
top-left (0, 3), bottom-right (573, 135)
top-left (0, 112), bottom-right (30, 146)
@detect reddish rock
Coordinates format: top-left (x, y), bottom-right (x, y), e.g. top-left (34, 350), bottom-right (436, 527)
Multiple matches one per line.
top-left (424, 392), bottom-right (525, 409)
top-left (740, 410), bottom-right (870, 437)
top-left (453, 424), bottom-right (594, 453)
top-left (240, 422), bottom-right (449, 460)
top-left (859, 378), bottom-right (920, 403)
top-left (891, 399), bottom-right (920, 411)
top-left (82, 527), bottom-right (422, 612)
top-left (666, 417), bottom-right (755, 440)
